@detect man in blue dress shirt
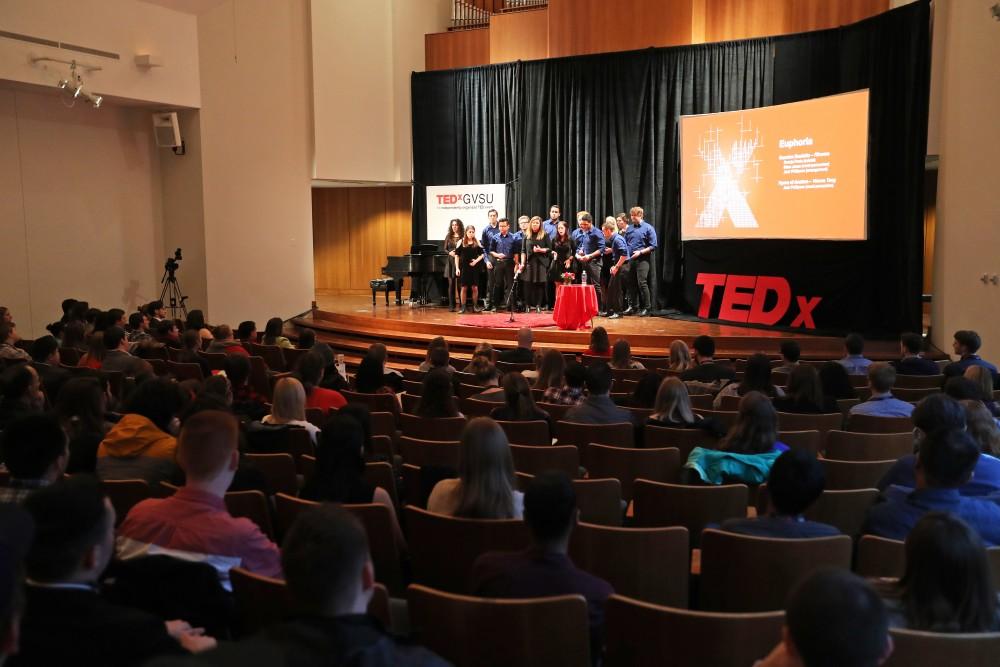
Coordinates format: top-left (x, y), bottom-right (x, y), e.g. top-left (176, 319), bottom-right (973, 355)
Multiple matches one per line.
top-left (892, 332), bottom-right (942, 376)
top-left (848, 363), bottom-right (915, 419)
top-left (542, 204), bottom-right (562, 239)
top-left (625, 206), bottom-right (657, 317)
top-left (600, 220), bottom-right (629, 319)
top-left (572, 212), bottom-right (605, 311)
top-left (863, 428), bottom-right (1000, 546)
top-left (487, 218), bottom-right (517, 312)
top-left (480, 209), bottom-right (500, 310)
top-left (512, 216), bottom-right (531, 311)
top-left (837, 333), bottom-right (873, 375)
top-left (944, 330), bottom-right (1000, 389)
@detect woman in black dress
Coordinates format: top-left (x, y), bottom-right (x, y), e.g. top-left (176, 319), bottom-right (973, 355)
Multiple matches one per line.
top-left (549, 219), bottom-right (576, 298)
top-left (522, 216), bottom-right (553, 313)
top-left (458, 225), bottom-right (485, 314)
top-left (444, 218), bottom-right (464, 311)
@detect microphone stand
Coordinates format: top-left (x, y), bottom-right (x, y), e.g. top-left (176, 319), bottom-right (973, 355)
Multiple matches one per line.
top-left (505, 264), bottom-right (523, 323)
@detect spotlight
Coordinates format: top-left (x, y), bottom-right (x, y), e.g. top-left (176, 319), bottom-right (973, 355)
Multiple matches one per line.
top-left (57, 79), bottom-right (70, 90)
top-left (73, 83), bottom-right (84, 98)
top-left (90, 94), bottom-right (103, 108)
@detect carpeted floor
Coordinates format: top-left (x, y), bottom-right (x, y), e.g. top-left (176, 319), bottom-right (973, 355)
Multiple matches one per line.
top-left (455, 312), bottom-right (559, 329)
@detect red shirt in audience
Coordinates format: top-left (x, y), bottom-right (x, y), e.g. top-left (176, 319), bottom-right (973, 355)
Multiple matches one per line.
top-left (306, 386), bottom-right (347, 411)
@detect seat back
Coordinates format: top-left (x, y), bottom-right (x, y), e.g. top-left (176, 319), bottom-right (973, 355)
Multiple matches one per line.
top-left (632, 480), bottom-right (748, 547)
top-left (461, 397), bottom-right (496, 417)
top-left (401, 392), bottom-right (421, 414)
top-left (404, 505), bottom-right (530, 593)
top-left (223, 490), bottom-right (275, 540)
top-left (572, 478), bottom-right (623, 526)
top-left (304, 407), bottom-right (326, 427)
top-left (802, 488), bottom-right (879, 538)
top-left (583, 444), bottom-right (681, 501)
top-left (248, 356), bottom-right (271, 397)
top-left (496, 419), bottom-right (550, 445)
top-left (496, 360), bottom-right (536, 373)
top-left (249, 343), bottom-right (286, 372)
top-left (825, 430), bottom-right (914, 461)
top-left (243, 452), bottom-right (298, 496)
top-left (166, 361), bottom-right (204, 382)
top-left (894, 387), bottom-right (941, 402)
top-left (102, 479), bottom-right (152, 526)
top-left (699, 529), bottom-right (853, 612)
top-left (644, 425), bottom-right (719, 462)
top-left (281, 347), bottom-right (310, 371)
top-left (569, 524), bottom-right (689, 607)
top-left (855, 535), bottom-right (906, 579)
top-left (197, 351), bottom-right (227, 371)
top-left (692, 408), bottom-right (737, 430)
top-left (273, 492), bottom-right (316, 539)
top-left (399, 436), bottom-right (461, 469)
top-left (846, 413), bottom-right (914, 433)
top-left (400, 413), bottom-right (467, 440)
top-left (776, 411), bottom-right (843, 434)
top-left (821, 458), bottom-right (896, 490)
top-left (537, 401), bottom-right (572, 422)
top-left (894, 374), bottom-right (945, 389)
top-left (369, 411), bottom-right (397, 439)
top-left (341, 390), bottom-right (398, 414)
top-left (604, 595), bottom-right (784, 667)
top-left (555, 421), bottom-right (634, 449)
top-left (509, 444), bottom-right (580, 478)
top-left (883, 629), bottom-right (1000, 667)
top-left (408, 583), bottom-right (590, 667)
top-left (363, 461), bottom-right (398, 508)
top-left (717, 394), bottom-right (742, 411)
top-left (777, 430), bottom-right (823, 455)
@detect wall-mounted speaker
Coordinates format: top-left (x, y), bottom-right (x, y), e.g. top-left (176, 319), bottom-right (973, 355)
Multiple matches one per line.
top-left (152, 111), bottom-right (182, 148)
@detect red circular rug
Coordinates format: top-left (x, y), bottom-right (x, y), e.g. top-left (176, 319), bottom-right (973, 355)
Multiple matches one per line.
top-left (456, 312), bottom-right (560, 329)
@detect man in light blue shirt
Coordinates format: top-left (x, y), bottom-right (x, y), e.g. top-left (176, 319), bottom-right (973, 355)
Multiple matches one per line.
top-left (849, 362), bottom-right (914, 419)
top-left (625, 206), bottom-right (657, 317)
top-left (837, 332), bottom-right (872, 375)
top-left (542, 204), bottom-right (562, 239)
top-left (481, 209), bottom-right (500, 310)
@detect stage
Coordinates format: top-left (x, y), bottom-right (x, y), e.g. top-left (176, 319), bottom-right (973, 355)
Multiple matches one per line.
top-left (291, 292), bottom-right (925, 371)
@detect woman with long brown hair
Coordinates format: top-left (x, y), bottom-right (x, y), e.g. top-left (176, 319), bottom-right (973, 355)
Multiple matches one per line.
top-left (522, 216), bottom-right (553, 313)
top-left (444, 218), bottom-right (464, 311)
top-left (457, 225), bottom-right (485, 314)
top-left (549, 220), bottom-right (576, 304)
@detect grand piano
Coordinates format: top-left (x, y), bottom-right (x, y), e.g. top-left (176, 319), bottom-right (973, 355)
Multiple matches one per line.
top-left (381, 244), bottom-right (450, 305)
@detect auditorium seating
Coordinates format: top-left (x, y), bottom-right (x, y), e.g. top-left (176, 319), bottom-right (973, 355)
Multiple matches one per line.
top-left (644, 425), bottom-right (719, 462)
top-left (243, 452), bottom-right (298, 497)
top-left (398, 436), bottom-right (462, 469)
top-left (509, 444), bottom-right (580, 478)
top-left (776, 430), bottom-right (823, 455)
top-left (496, 419), bottom-right (550, 445)
top-left (883, 629), bottom-right (1000, 667)
top-left (101, 479), bottom-right (152, 526)
top-left (222, 489), bottom-right (275, 540)
top-left (692, 408), bottom-right (737, 430)
top-left (340, 389), bottom-right (399, 414)
top-left (894, 374), bottom-right (945, 388)
top-left (846, 413), bottom-right (914, 433)
top-left (820, 458), bottom-right (896, 490)
top-left (555, 421), bottom-right (634, 449)
top-left (632, 481), bottom-right (748, 547)
top-left (775, 411), bottom-right (843, 434)
top-left (824, 430), bottom-right (913, 461)
top-left (802, 488), bottom-right (879, 538)
top-left (400, 413), bottom-right (467, 440)
top-left (582, 444), bottom-right (682, 500)
top-left (856, 535), bottom-right (1000, 588)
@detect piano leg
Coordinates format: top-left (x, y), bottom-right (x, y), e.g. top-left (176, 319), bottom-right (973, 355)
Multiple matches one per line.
top-left (395, 279), bottom-right (403, 306)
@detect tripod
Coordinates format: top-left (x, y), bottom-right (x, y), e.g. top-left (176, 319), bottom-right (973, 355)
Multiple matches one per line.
top-left (159, 270), bottom-right (188, 320)
top-left (504, 264), bottom-right (523, 323)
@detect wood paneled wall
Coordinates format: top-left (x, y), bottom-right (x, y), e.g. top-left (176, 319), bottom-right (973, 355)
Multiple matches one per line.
top-left (312, 186), bottom-right (412, 294)
top-left (425, 0), bottom-right (889, 70)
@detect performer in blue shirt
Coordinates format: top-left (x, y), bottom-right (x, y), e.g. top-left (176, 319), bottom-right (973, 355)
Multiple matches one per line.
top-left (625, 206), bottom-right (657, 317)
top-left (542, 204), bottom-right (563, 310)
top-left (600, 219), bottom-right (630, 319)
top-left (572, 212), bottom-right (605, 311)
top-left (487, 218), bottom-right (517, 312)
top-left (480, 209), bottom-right (500, 310)
top-left (513, 216), bottom-right (531, 312)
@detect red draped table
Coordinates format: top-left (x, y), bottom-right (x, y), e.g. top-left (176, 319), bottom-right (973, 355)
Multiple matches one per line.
top-left (553, 284), bottom-right (599, 330)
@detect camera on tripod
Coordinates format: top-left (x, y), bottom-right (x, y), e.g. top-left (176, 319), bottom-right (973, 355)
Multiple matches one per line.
top-left (159, 248), bottom-right (188, 319)
top-left (164, 248), bottom-right (183, 276)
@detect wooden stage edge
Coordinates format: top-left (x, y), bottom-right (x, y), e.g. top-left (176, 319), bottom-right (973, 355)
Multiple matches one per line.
top-left (290, 294), bottom-right (933, 364)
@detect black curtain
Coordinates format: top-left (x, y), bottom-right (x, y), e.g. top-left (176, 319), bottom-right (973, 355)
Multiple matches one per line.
top-left (411, 0), bottom-right (929, 335)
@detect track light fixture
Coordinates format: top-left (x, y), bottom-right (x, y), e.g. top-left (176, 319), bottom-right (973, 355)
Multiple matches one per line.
top-left (34, 58), bottom-right (103, 109)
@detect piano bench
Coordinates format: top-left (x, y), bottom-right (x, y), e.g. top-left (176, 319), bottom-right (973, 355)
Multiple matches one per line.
top-left (369, 278), bottom-right (396, 306)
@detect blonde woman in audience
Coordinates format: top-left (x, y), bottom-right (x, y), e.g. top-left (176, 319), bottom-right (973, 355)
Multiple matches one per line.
top-left (427, 417), bottom-right (523, 519)
top-left (668, 339), bottom-right (693, 372)
top-left (262, 376), bottom-right (320, 442)
top-left (647, 377), bottom-right (725, 436)
top-left (609, 339), bottom-right (645, 370)
top-left (533, 348), bottom-right (565, 391)
top-left (965, 365), bottom-right (1000, 418)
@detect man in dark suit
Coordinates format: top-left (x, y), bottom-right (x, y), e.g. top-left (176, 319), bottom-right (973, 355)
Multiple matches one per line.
top-left (679, 335), bottom-right (736, 384)
top-left (12, 476), bottom-right (215, 666)
top-left (564, 362), bottom-right (631, 424)
top-left (28, 336), bottom-right (71, 403)
top-left (892, 332), bottom-right (941, 376)
top-left (497, 327), bottom-right (535, 364)
top-left (720, 450), bottom-right (840, 539)
top-left (101, 326), bottom-right (154, 378)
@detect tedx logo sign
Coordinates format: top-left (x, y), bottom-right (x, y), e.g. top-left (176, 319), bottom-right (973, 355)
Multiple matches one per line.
top-left (696, 273), bottom-right (823, 329)
top-left (435, 193), bottom-right (496, 205)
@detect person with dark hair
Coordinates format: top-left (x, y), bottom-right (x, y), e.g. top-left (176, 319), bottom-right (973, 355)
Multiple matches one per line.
top-left (28, 335), bottom-right (70, 403)
top-left (471, 472), bottom-right (613, 660)
top-left (367, 342), bottom-right (403, 392)
top-left (184, 311), bottom-right (213, 345)
top-left (647, 377), bottom-right (725, 436)
top-left (353, 355), bottom-right (400, 419)
top-left (97, 378), bottom-right (183, 484)
top-left (0, 323), bottom-right (29, 362)
top-left (297, 329), bottom-right (315, 350)
top-left (610, 339), bottom-right (644, 370)
top-left (564, 362), bottom-right (631, 424)
top-left (490, 372), bottom-right (551, 431)
top-left (68, 300), bottom-right (90, 324)
top-left (893, 332), bottom-right (940, 376)
top-left (418, 337), bottom-right (448, 372)
top-left (427, 418), bottom-right (519, 518)
top-left (294, 352), bottom-right (346, 411)
top-left (586, 326), bottom-right (611, 357)
top-left (875, 513), bottom-right (999, 632)
top-left (77, 331), bottom-right (106, 370)
top-left (235, 321), bottom-right (257, 345)
top-left (468, 356), bottom-right (504, 402)
top-left (262, 317), bottom-right (291, 349)
top-left (629, 371), bottom-right (660, 409)
top-left (713, 352), bottom-right (785, 408)
top-left (877, 394), bottom-right (1000, 497)
top-left (311, 342), bottom-right (349, 392)
top-left (0, 365), bottom-right (44, 430)
top-left (944, 330), bottom-right (999, 388)
top-left (721, 450), bottom-right (839, 538)
top-left (99, 325), bottom-right (154, 378)
top-left (838, 332), bottom-right (873, 376)
top-left (773, 365), bottom-right (838, 414)
top-left (222, 354), bottom-right (266, 421)
top-left (542, 361), bottom-right (587, 406)
top-left (864, 429), bottom-right (1000, 545)
top-left (428, 345), bottom-right (455, 375)
top-left (849, 362), bottom-right (914, 418)
top-left (55, 376), bottom-right (112, 474)
top-left (146, 300), bottom-right (167, 322)
top-left (117, 411), bottom-right (281, 588)
top-left (679, 335), bottom-right (736, 384)
top-left (0, 416), bottom-right (68, 505)
top-left (757, 569), bottom-right (891, 667)
top-left (16, 477), bottom-right (215, 665)
top-left (153, 319), bottom-right (182, 348)
top-left (415, 369), bottom-right (462, 418)
top-left (777, 340), bottom-right (801, 374)
top-left (177, 330), bottom-right (211, 379)
top-left (61, 319), bottom-right (88, 352)
top-left (819, 360), bottom-right (858, 400)
top-left (205, 324), bottom-right (249, 356)
top-left (126, 311), bottom-right (152, 344)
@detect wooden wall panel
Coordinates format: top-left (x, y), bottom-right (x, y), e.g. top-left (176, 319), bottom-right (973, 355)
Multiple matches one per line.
top-left (547, 0), bottom-right (693, 58)
top-left (489, 9), bottom-right (549, 64)
top-left (703, 0), bottom-right (889, 42)
top-left (312, 186), bottom-right (413, 295)
top-left (425, 28), bottom-right (490, 71)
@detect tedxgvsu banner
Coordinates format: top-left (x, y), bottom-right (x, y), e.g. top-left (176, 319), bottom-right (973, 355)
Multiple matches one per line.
top-left (425, 184), bottom-right (506, 241)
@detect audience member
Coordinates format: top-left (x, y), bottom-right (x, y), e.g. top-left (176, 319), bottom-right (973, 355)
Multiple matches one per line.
top-left (184, 311), bottom-right (213, 345)
top-left (177, 330), bottom-right (211, 378)
top-left (756, 570), bottom-right (891, 667)
top-left (876, 513), bottom-right (998, 632)
top-left (0, 307), bottom-right (11, 324)
top-left (498, 327), bottom-right (535, 363)
top-left (944, 330), bottom-right (999, 388)
top-left (679, 335), bottom-right (736, 384)
top-left (62, 320), bottom-right (88, 351)
top-left (533, 348), bottom-right (564, 391)
top-left (262, 377), bottom-right (320, 442)
top-left (294, 352), bottom-right (346, 411)
top-left (118, 411), bottom-right (282, 588)
top-left (97, 378), bottom-right (183, 484)
top-left (368, 342), bottom-right (403, 392)
top-left (965, 365), bottom-right (1000, 417)
top-left (55, 376), bottom-right (112, 474)
top-left (296, 328), bottom-right (316, 350)
top-left (667, 339), bottom-right (693, 372)
top-left (776, 340), bottom-right (801, 374)
top-left (471, 472), bottom-right (613, 659)
top-left (713, 353), bottom-right (785, 408)
top-left (721, 450), bottom-right (839, 538)
top-left (352, 354), bottom-right (400, 419)
top-left (564, 362), bottom-right (631, 424)
top-left (15, 476), bottom-right (214, 665)
top-left (772, 365), bottom-right (839, 414)
top-left (222, 354), bottom-right (267, 421)
top-left (418, 336), bottom-right (449, 373)
top-left (261, 317), bottom-right (292, 349)
top-left (646, 377), bottom-right (725, 436)
top-left (146, 300), bottom-right (168, 323)
top-left (101, 326), bottom-right (154, 378)
top-left (962, 399), bottom-right (1000, 458)
top-left (542, 361), bottom-right (587, 406)
top-left (838, 332), bottom-right (873, 375)
top-left (235, 321), bottom-right (257, 345)
top-left (864, 428), bottom-right (1000, 545)
top-left (0, 503), bottom-right (32, 665)
top-left (462, 341), bottom-right (495, 373)
top-left (610, 339), bottom-right (644, 370)
top-left (77, 332), bottom-right (105, 369)
top-left (468, 356), bottom-right (504, 402)
top-left (28, 335), bottom-right (70, 402)
top-left (819, 360), bottom-right (858, 400)
top-left (311, 342), bottom-right (349, 391)
top-left (629, 371), bottom-right (660, 409)
top-left (427, 418), bottom-right (522, 518)
top-left (205, 325), bottom-right (249, 356)
top-left (0, 323), bottom-right (29, 362)
top-left (153, 319), bottom-right (182, 348)
top-left (415, 369), bottom-right (463, 419)
top-left (848, 363), bottom-right (914, 418)
top-left (585, 327), bottom-right (611, 357)
top-left (0, 365), bottom-right (44, 430)
top-left (490, 372), bottom-right (551, 430)
top-left (0, 416), bottom-right (68, 505)
top-left (126, 311), bottom-right (152, 344)
top-left (893, 332), bottom-right (940, 375)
